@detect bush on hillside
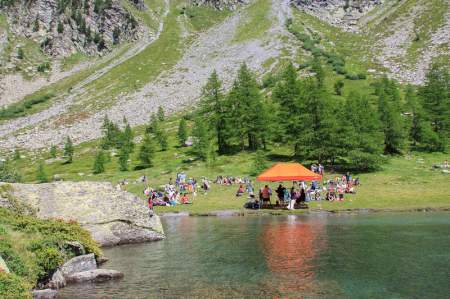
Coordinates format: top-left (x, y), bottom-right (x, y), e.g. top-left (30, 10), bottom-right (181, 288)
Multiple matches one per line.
top-left (0, 272), bottom-right (31, 299)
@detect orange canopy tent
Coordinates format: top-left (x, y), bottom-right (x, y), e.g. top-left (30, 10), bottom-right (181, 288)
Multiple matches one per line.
top-left (257, 163), bottom-right (322, 182)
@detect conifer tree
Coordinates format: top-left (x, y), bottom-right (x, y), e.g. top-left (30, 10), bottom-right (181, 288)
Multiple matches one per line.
top-left (101, 115), bottom-right (121, 150)
top-left (36, 161), bottom-right (48, 183)
top-left (311, 56), bottom-right (325, 88)
top-left (227, 63), bottom-right (266, 151)
top-left (92, 150), bottom-right (106, 174)
top-left (199, 70), bottom-right (229, 153)
top-left (418, 63), bottom-right (449, 149)
top-left (138, 134), bottom-right (156, 168)
top-left (405, 86), bottom-right (441, 151)
top-left (120, 120), bottom-right (135, 153)
top-left (63, 136), bottom-right (74, 163)
top-left (375, 77), bottom-right (405, 154)
top-left (334, 79), bottom-right (344, 96)
top-left (177, 118), bottom-right (188, 146)
top-left (13, 148), bottom-right (20, 161)
top-left (157, 106), bottom-right (165, 122)
top-left (118, 147), bottom-right (129, 171)
top-left (192, 118), bottom-right (213, 161)
top-left (50, 145), bottom-right (57, 158)
top-left (344, 92), bottom-right (384, 170)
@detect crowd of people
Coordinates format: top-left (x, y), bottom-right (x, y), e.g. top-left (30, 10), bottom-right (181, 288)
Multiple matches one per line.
top-left (143, 172), bottom-right (212, 209)
top-left (246, 172), bottom-right (360, 210)
top-left (137, 169), bottom-right (360, 211)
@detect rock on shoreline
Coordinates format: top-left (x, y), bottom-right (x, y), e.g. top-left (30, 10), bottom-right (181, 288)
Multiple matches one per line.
top-left (0, 181), bottom-right (165, 247)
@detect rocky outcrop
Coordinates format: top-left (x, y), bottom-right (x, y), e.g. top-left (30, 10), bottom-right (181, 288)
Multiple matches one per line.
top-left (60, 253), bottom-right (97, 277)
top-left (0, 255), bottom-right (10, 273)
top-left (0, 0), bottom-right (144, 57)
top-left (0, 181), bottom-right (165, 247)
top-left (294, 0), bottom-right (382, 31)
top-left (65, 269), bottom-right (124, 283)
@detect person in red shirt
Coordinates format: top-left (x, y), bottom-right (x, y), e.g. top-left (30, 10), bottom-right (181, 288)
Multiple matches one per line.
top-left (181, 193), bottom-right (191, 204)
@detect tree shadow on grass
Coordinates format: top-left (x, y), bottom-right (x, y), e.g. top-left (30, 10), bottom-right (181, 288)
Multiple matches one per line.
top-left (265, 153), bottom-right (294, 162)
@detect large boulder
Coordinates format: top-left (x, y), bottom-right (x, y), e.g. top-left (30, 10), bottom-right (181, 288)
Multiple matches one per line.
top-left (32, 289), bottom-right (58, 299)
top-left (0, 182), bottom-right (165, 247)
top-left (65, 269), bottom-right (124, 283)
top-left (60, 254), bottom-right (97, 278)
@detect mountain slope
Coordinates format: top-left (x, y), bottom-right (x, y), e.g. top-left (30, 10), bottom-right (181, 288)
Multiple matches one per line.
top-left (0, 0), bottom-right (448, 152)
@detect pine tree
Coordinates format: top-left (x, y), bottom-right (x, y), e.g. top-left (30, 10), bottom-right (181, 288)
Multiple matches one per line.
top-left (344, 92), bottom-right (384, 170)
top-left (405, 85), bottom-right (441, 151)
top-left (101, 115), bottom-right (121, 149)
top-left (36, 161), bottom-right (48, 183)
top-left (311, 56), bottom-right (325, 89)
top-left (272, 63), bottom-right (303, 152)
top-left (13, 148), bottom-right (20, 161)
top-left (118, 147), bottom-right (129, 171)
top-left (418, 63), bottom-right (449, 149)
top-left (157, 106), bottom-right (165, 122)
top-left (227, 63), bottom-right (267, 151)
top-left (148, 117), bottom-right (167, 151)
top-left (192, 117), bottom-right (213, 161)
top-left (50, 145), bottom-right (57, 158)
top-left (92, 150), bottom-right (106, 174)
top-left (17, 48), bottom-right (24, 60)
top-left (177, 118), bottom-right (188, 146)
top-left (138, 134), bottom-right (156, 168)
top-left (199, 70), bottom-right (230, 153)
top-left (63, 136), bottom-right (74, 163)
top-left (120, 120), bottom-right (135, 153)
top-left (155, 127), bottom-right (168, 151)
top-left (375, 77), bottom-right (405, 154)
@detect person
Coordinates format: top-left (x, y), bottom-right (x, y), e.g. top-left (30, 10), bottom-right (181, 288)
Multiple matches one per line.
top-left (444, 160), bottom-right (449, 169)
top-left (181, 193), bottom-right (191, 204)
top-left (337, 184), bottom-right (344, 201)
top-left (236, 184), bottom-right (245, 197)
top-left (298, 188), bottom-right (306, 203)
top-left (276, 184), bottom-right (284, 202)
top-left (246, 183), bottom-right (254, 198)
top-left (318, 164), bottom-right (324, 175)
top-left (262, 185), bottom-right (272, 206)
top-left (288, 187), bottom-right (298, 210)
top-left (283, 188), bottom-right (291, 205)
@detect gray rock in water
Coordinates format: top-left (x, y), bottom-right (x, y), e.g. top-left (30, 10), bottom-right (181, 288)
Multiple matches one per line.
top-left (32, 289), bottom-right (58, 299)
top-left (47, 269), bottom-right (66, 289)
top-left (60, 254), bottom-right (97, 278)
top-left (66, 269), bottom-right (124, 283)
top-left (0, 255), bottom-right (10, 273)
top-left (0, 182), bottom-right (165, 247)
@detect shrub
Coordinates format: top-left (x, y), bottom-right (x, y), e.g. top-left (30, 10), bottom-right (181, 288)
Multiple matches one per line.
top-left (0, 272), bottom-right (31, 299)
top-left (35, 248), bottom-right (63, 279)
top-left (345, 73), bottom-right (360, 80)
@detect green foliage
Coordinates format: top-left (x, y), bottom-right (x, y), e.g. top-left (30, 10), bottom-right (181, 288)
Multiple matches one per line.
top-left (118, 147), bottom-right (129, 171)
top-left (199, 70), bottom-right (230, 154)
top-left (0, 94), bottom-right (54, 121)
top-left (92, 150), bottom-right (106, 174)
top-left (17, 47), bottom-right (24, 60)
top-left (374, 77), bottom-right (406, 154)
top-left (63, 136), bottom-right (74, 163)
top-left (138, 133), bottom-right (156, 169)
top-left (32, 18), bottom-right (39, 32)
top-left (418, 63), bottom-right (449, 150)
top-left (35, 248), bottom-right (63, 278)
top-left (13, 148), bottom-right (20, 161)
top-left (0, 160), bottom-right (21, 183)
top-left (157, 106), bottom-right (165, 122)
top-left (37, 62), bottom-right (51, 73)
top-left (177, 118), bottom-right (188, 147)
top-left (36, 161), bottom-right (48, 183)
top-left (57, 20), bottom-right (64, 33)
top-left (0, 272), bottom-right (31, 299)
top-left (334, 79), bottom-right (344, 95)
top-left (100, 115), bottom-right (122, 150)
top-left (112, 27), bottom-right (120, 45)
top-left (250, 150), bottom-right (267, 176)
top-left (192, 117), bottom-right (214, 162)
top-left (49, 145), bottom-right (57, 158)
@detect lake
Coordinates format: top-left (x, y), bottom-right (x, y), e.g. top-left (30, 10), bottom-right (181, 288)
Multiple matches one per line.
top-left (60, 212), bottom-right (450, 298)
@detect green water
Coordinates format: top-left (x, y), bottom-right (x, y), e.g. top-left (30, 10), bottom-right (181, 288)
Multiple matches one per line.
top-left (60, 213), bottom-right (450, 298)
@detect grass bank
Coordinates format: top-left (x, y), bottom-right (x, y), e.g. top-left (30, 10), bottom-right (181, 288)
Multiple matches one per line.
top-left (11, 113), bottom-right (450, 215)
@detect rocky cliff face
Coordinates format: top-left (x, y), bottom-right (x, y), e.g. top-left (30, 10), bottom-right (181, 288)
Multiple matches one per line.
top-left (294, 0), bottom-right (382, 31)
top-left (0, 181), bottom-right (165, 247)
top-left (0, 0), bottom-right (144, 57)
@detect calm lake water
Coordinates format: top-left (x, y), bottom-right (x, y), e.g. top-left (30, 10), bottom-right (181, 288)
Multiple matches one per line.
top-left (60, 213), bottom-right (450, 299)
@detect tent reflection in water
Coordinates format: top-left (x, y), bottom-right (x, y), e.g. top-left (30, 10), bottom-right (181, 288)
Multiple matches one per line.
top-left (257, 163), bottom-right (322, 182)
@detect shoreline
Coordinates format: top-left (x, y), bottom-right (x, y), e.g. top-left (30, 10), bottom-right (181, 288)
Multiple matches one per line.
top-left (158, 206), bottom-right (450, 217)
